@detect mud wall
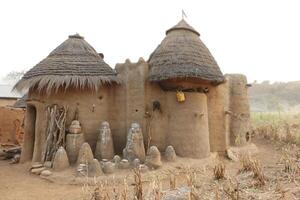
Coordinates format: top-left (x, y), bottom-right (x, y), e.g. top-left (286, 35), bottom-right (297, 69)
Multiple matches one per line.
top-left (20, 60), bottom-right (251, 162)
top-left (23, 87), bottom-right (111, 162)
top-left (226, 74), bottom-right (250, 146)
top-left (0, 106), bottom-right (25, 145)
top-left (207, 79), bottom-right (230, 153)
top-left (0, 99), bottom-right (17, 107)
top-left (167, 92), bottom-right (210, 158)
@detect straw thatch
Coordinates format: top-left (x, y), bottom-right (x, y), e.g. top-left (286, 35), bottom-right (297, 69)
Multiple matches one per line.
top-left (13, 94), bottom-right (27, 108)
top-left (14, 34), bottom-right (119, 93)
top-left (148, 19), bottom-right (224, 83)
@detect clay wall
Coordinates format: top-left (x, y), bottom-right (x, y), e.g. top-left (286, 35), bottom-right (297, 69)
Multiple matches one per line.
top-left (207, 79), bottom-right (230, 153)
top-left (0, 98), bottom-right (17, 107)
top-left (226, 74), bottom-right (250, 146)
top-left (112, 58), bottom-right (148, 153)
top-left (20, 59), bottom-right (251, 163)
top-left (0, 106), bottom-right (25, 145)
top-left (167, 92), bottom-right (210, 158)
top-left (23, 87), bottom-right (111, 162)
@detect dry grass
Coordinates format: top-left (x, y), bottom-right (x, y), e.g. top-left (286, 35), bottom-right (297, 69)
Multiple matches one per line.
top-left (251, 112), bottom-right (300, 145)
top-left (133, 168), bottom-right (143, 200)
top-left (213, 162), bottom-right (226, 180)
top-left (238, 154), bottom-right (266, 186)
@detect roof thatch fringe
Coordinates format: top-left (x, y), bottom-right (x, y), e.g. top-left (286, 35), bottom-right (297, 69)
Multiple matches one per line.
top-left (14, 75), bottom-right (121, 94)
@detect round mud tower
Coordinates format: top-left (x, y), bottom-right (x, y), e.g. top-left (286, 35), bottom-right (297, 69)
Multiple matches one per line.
top-left (95, 121), bottom-right (114, 160)
top-left (77, 142), bottom-right (94, 165)
top-left (88, 159), bottom-right (102, 177)
top-left (167, 92), bottom-right (210, 158)
top-left (145, 146), bottom-right (162, 169)
top-left (165, 146), bottom-right (176, 162)
top-left (53, 146), bottom-right (70, 171)
top-left (227, 74), bottom-right (250, 146)
top-left (123, 123), bottom-right (146, 162)
top-left (66, 133), bottom-right (84, 164)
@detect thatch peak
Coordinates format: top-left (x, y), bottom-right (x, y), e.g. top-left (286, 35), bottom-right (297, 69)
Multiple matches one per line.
top-left (166, 19), bottom-right (200, 36)
top-left (14, 34), bottom-right (119, 94)
top-left (148, 19), bottom-right (224, 84)
top-left (68, 33), bottom-right (84, 39)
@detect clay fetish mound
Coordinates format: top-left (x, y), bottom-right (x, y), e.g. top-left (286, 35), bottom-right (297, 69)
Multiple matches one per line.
top-left (95, 121), bottom-right (114, 160)
top-left (66, 133), bottom-right (84, 164)
top-left (53, 146), bottom-right (70, 171)
top-left (88, 159), bottom-right (102, 177)
top-left (119, 159), bottom-right (130, 169)
top-left (102, 161), bottom-right (115, 174)
top-left (145, 146), bottom-right (162, 169)
top-left (165, 146), bottom-right (176, 162)
top-left (77, 142), bottom-right (94, 165)
top-left (69, 120), bottom-right (82, 134)
top-left (113, 155), bottom-right (121, 164)
top-left (132, 158), bottom-right (140, 168)
top-left (123, 123), bottom-right (146, 162)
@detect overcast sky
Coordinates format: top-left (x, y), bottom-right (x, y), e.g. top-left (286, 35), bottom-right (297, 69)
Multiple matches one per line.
top-left (0, 0), bottom-right (299, 85)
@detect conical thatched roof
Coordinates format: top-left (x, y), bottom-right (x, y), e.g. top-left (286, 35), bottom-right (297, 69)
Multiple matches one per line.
top-left (148, 19), bottom-right (224, 83)
top-left (14, 34), bottom-right (119, 93)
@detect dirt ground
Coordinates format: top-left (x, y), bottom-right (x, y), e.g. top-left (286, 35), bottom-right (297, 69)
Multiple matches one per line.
top-left (0, 137), bottom-right (299, 200)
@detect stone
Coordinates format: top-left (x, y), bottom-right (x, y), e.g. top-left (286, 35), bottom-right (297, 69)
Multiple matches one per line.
top-left (165, 146), bottom-right (176, 162)
top-left (77, 142), bottom-right (94, 165)
top-left (31, 163), bottom-right (43, 169)
top-left (132, 158), bottom-right (140, 168)
top-left (69, 120), bottom-right (82, 134)
top-left (53, 146), bottom-right (70, 171)
top-left (139, 164), bottom-right (149, 173)
top-left (31, 167), bottom-right (46, 175)
top-left (226, 143), bottom-right (259, 162)
top-left (123, 123), bottom-right (146, 162)
top-left (77, 164), bottom-right (88, 177)
top-left (11, 154), bottom-right (20, 164)
top-left (102, 161), bottom-right (115, 174)
top-left (113, 155), bottom-right (121, 164)
top-left (40, 170), bottom-right (52, 177)
top-left (162, 187), bottom-right (191, 200)
top-left (145, 146), bottom-right (162, 169)
top-left (95, 121), bottom-right (115, 160)
top-left (43, 161), bottom-right (52, 168)
top-left (66, 133), bottom-right (84, 164)
top-left (119, 159), bottom-right (130, 169)
top-left (88, 159), bottom-right (102, 177)
top-left (226, 149), bottom-right (239, 162)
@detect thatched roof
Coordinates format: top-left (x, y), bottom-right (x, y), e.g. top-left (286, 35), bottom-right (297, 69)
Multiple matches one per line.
top-left (148, 19), bottom-right (224, 83)
top-left (14, 34), bottom-right (119, 93)
top-left (13, 94), bottom-right (27, 108)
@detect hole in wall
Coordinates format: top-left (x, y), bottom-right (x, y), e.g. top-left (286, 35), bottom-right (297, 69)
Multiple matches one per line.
top-left (135, 109), bottom-right (139, 112)
top-left (246, 132), bottom-right (250, 142)
top-left (99, 96), bottom-right (103, 100)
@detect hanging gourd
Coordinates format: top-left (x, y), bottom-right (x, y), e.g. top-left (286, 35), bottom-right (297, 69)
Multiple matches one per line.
top-left (176, 91), bottom-right (185, 102)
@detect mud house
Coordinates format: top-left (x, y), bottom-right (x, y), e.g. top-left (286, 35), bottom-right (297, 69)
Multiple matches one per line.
top-left (14, 19), bottom-right (250, 164)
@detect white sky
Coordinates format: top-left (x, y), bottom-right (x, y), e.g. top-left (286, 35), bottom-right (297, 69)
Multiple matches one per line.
top-left (0, 0), bottom-right (299, 84)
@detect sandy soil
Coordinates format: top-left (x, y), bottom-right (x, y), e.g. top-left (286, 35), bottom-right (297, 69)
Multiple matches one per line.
top-left (0, 138), bottom-right (299, 200)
